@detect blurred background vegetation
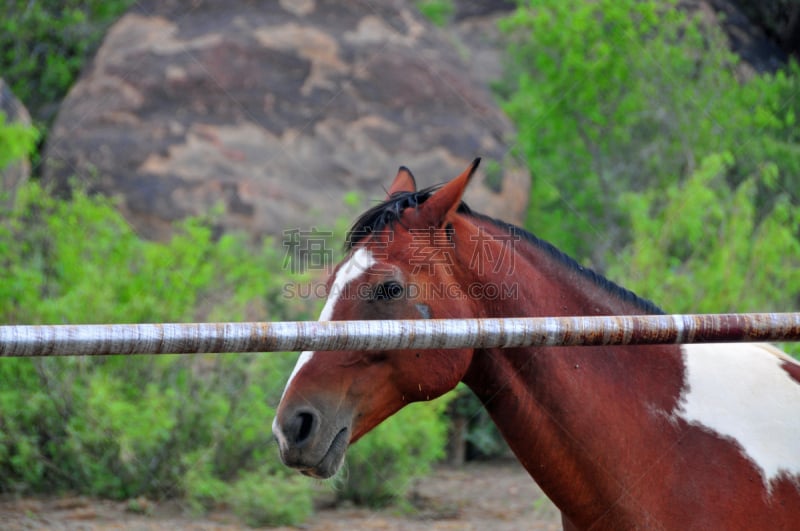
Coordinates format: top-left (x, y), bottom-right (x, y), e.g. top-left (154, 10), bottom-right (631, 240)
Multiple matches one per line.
top-left (1, 0), bottom-right (798, 526)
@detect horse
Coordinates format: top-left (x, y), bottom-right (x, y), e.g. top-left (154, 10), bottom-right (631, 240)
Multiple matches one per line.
top-left (273, 159), bottom-right (800, 530)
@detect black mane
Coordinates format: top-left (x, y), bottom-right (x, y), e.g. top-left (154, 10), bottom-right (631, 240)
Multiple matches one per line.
top-left (345, 190), bottom-right (664, 315)
top-left (466, 210), bottom-right (665, 315)
top-left (345, 186), bottom-right (473, 249)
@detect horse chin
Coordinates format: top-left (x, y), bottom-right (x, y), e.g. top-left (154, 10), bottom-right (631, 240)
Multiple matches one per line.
top-left (299, 427), bottom-right (349, 479)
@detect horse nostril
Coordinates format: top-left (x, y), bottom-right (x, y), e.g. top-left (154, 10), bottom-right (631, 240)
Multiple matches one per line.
top-left (291, 411), bottom-right (316, 446)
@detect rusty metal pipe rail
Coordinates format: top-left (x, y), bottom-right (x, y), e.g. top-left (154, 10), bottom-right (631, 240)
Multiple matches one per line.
top-left (1, 313), bottom-right (799, 358)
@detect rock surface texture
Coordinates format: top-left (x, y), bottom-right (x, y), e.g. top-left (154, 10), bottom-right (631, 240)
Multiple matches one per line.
top-left (43, 0), bottom-right (527, 240)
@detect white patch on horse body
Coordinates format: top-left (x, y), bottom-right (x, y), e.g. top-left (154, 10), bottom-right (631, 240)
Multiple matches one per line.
top-left (273, 249), bottom-right (376, 444)
top-left (677, 343), bottom-right (800, 488)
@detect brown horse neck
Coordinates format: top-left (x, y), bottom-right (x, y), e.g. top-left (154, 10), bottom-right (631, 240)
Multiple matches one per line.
top-left (458, 215), bottom-right (686, 526)
top-left (459, 214), bottom-right (661, 318)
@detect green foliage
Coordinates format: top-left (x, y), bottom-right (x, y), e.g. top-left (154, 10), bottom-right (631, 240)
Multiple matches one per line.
top-left (0, 181), bottom-right (316, 522)
top-left (0, 112), bottom-right (38, 172)
top-left (182, 451), bottom-right (231, 514)
top-left (502, 0), bottom-right (695, 260)
top-left (0, 183), bottom-right (312, 325)
top-left (229, 468), bottom-right (313, 527)
top-left (0, 0), bottom-right (134, 121)
top-left (500, 0), bottom-right (800, 269)
top-left (499, 0), bottom-right (800, 358)
top-left (416, 0), bottom-right (455, 27)
top-left (183, 444), bottom-right (314, 527)
top-left (335, 397), bottom-right (452, 508)
top-left (609, 152), bottom-right (800, 357)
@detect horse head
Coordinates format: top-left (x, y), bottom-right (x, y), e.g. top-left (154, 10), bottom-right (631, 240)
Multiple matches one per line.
top-left (272, 159), bottom-right (483, 478)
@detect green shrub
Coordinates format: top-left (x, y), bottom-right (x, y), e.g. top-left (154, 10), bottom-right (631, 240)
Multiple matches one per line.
top-left (416, 0), bottom-right (455, 27)
top-left (335, 396), bottom-right (451, 508)
top-left (609, 152), bottom-right (800, 358)
top-left (0, 0), bottom-right (134, 121)
top-left (182, 450), bottom-right (231, 514)
top-left (0, 111), bottom-right (38, 172)
top-left (0, 181), bottom-right (312, 500)
top-left (499, 0), bottom-right (799, 270)
top-left (229, 468), bottom-right (314, 527)
top-left (498, 0), bottom-right (799, 360)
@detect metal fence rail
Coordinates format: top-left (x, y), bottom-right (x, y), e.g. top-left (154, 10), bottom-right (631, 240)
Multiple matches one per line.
top-left (1, 313), bottom-right (799, 358)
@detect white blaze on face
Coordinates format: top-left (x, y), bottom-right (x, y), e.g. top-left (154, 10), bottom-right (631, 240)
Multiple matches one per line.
top-left (273, 248), bottom-right (376, 447)
top-left (676, 343), bottom-right (800, 488)
top-left (276, 247), bottom-right (376, 401)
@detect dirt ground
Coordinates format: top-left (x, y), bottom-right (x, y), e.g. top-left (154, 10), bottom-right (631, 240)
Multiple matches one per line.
top-left (0, 460), bottom-right (561, 530)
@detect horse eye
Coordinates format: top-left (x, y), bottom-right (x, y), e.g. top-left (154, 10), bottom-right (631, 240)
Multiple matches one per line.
top-left (373, 281), bottom-right (404, 301)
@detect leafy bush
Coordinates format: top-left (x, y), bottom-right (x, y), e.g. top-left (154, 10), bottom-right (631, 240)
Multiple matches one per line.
top-left (416, 0), bottom-right (455, 27)
top-left (181, 451), bottom-right (231, 514)
top-left (0, 112), bottom-right (38, 173)
top-left (335, 396), bottom-right (452, 508)
top-left (500, 0), bottom-right (799, 270)
top-left (0, 181), bottom-right (316, 515)
top-left (498, 0), bottom-right (799, 361)
top-left (0, 0), bottom-right (134, 122)
top-left (0, 182), bottom-right (315, 325)
top-left (609, 152), bottom-right (800, 357)
top-left (228, 467), bottom-right (313, 527)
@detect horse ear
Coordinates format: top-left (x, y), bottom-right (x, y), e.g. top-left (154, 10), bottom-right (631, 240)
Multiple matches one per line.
top-left (385, 166), bottom-right (417, 198)
top-left (421, 158), bottom-right (481, 226)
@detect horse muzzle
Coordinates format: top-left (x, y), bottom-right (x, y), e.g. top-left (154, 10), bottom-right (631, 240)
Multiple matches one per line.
top-left (272, 405), bottom-right (352, 479)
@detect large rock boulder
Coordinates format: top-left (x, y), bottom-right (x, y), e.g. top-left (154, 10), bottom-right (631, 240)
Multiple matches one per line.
top-left (43, 0), bottom-right (528, 241)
